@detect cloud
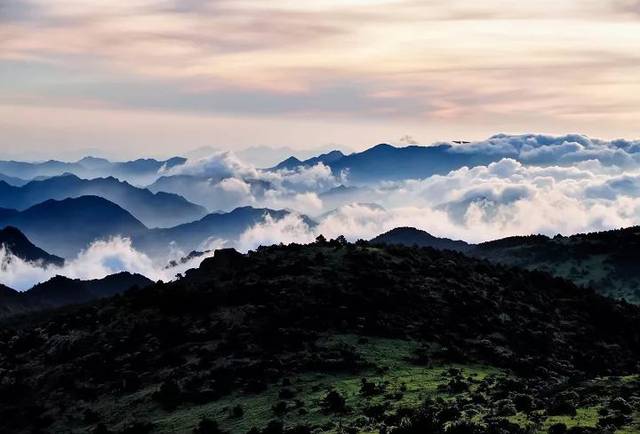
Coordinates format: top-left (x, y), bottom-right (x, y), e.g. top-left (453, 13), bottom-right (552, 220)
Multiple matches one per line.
top-left (450, 133), bottom-right (640, 168)
top-left (224, 154), bottom-right (640, 248)
top-left (235, 213), bottom-right (316, 252)
top-left (154, 151), bottom-right (341, 213)
top-left (160, 151), bottom-right (257, 179)
top-left (5, 149), bottom-right (640, 289)
top-left (0, 236), bottom-right (214, 291)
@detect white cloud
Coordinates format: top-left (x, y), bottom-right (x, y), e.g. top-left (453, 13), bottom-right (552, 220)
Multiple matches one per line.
top-left (236, 213), bottom-right (316, 252)
top-left (0, 237), bottom-right (216, 291)
top-left (153, 150), bottom-right (341, 212)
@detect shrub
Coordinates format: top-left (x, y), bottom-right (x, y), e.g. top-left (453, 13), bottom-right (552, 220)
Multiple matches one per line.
top-left (272, 401), bottom-right (288, 416)
top-left (231, 404), bottom-right (244, 418)
top-left (513, 393), bottom-right (534, 412)
top-left (609, 397), bottom-right (632, 414)
top-left (279, 388), bottom-right (296, 399)
top-left (152, 379), bottom-right (181, 411)
top-left (193, 417), bottom-right (225, 434)
top-left (322, 390), bottom-right (347, 413)
top-left (547, 423), bottom-right (567, 434)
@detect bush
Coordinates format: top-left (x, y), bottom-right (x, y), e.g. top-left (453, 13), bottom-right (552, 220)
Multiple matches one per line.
top-left (513, 393), bottom-right (534, 412)
top-left (262, 420), bottom-right (284, 434)
top-left (609, 397), bottom-right (633, 414)
top-left (360, 378), bottom-right (385, 396)
top-left (445, 420), bottom-right (485, 434)
top-left (152, 379), bottom-right (181, 411)
top-left (231, 404), bottom-right (244, 418)
top-left (193, 417), bottom-right (225, 434)
top-left (279, 388), bottom-right (296, 400)
top-left (548, 423), bottom-right (567, 434)
top-left (272, 401), bottom-right (288, 416)
top-left (547, 397), bottom-right (577, 417)
top-left (119, 422), bottom-right (154, 434)
top-left (494, 399), bottom-right (517, 416)
top-left (322, 390), bottom-right (347, 413)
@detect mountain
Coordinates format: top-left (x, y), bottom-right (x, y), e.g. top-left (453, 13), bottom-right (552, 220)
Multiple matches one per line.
top-left (0, 156), bottom-right (186, 184)
top-left (0, 174), bottom-right (207, 228)
top-left (135, 206), bottom-right (315, 254)
top-left (470, 226), bottom-right (640, 303)
top-left (147, 174), bottom-right (274, 211)
top-left (371, 227), bottom-right (471, 252)
top-left (0, 284), bottom-right (33, 318)
top-left (0, 272), bottom-right (152, 319)
top-left (272, 156), bottom-right (303, 170)
top-left (273, 143), bottom-right (498, 183)
top-left (0, 173), bottom-right (28, 187)
top-left (1, 242), bottom-right (639, 433)
top-left (25, 272), bottom-right (153, 307)
top-left (0, 196), bottom-right (148, 258)
top-left (0, 196), bottom-right (310, 259)
top-left (0, 226), bottom-right (64, 266)
top-left (273, 150), bottom-right (346, 171)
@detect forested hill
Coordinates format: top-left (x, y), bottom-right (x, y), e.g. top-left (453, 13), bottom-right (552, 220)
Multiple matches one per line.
top-left (1, 241), bottom-right (640, 433)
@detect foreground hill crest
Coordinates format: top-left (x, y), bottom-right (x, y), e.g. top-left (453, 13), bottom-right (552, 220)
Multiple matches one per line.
top-left (2, 240), bottom-right (640, 433)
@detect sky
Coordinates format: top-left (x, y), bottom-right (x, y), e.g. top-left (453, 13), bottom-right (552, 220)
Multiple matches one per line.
top-left (1, 0), bottom-right (640, 159)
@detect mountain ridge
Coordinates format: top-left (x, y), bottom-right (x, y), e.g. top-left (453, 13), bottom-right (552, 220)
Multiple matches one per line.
top-left (0, 226), bottom-right (64, 266)
top-left (0, 272), bottom-right (153, 319)
top-left (0, 196), bottom-right (148, 258)
top-left (0, 174), bottom-right (207, 228)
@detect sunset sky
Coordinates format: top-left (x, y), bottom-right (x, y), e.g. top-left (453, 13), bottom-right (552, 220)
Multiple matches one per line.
top-left (2, 0), bottom-right (640, 159)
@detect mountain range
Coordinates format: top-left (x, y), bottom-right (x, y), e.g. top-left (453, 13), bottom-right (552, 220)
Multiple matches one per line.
top-left (0, 225), bottom-right (64, 266)
top-left (0, 174), bottom-right (207, 228)
top-left (0, 196), bottom-right (310, 259)
top-left (273, 143), bottom-right (498, 183)
top-left (0, 156), bottom-right (186, 184)
top-left (0, 272), bottom-right (152, 319)
top-left (0, 196), bottom-right (148, 258)
top-left (136, 206), bottom-right (315, 254)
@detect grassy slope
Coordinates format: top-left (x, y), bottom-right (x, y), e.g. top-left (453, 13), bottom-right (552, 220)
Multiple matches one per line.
top-left (60, 335), bottom-right (640, 434)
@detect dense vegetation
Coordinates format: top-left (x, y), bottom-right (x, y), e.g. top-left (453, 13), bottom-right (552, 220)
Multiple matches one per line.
top-left (0, 272), bottom-right (152, 319)
top-left (372, 226), bottom-right (640, 304)
top-left (1, 240), bottom-right (640, 433)
top-left (472, 226), bottom-right (640, 303)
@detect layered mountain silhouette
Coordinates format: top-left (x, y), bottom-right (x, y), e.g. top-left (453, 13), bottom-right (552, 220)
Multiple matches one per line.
top-left (0, 156), bottom-right (186, 183)
top-left (273, 150), bottom-right (346, 170)
top-left (0, 196), bottom-right (311, 259)
top-left (0, 226), bottom-right (64, 266)
top-left (0, 196), bottom-right (148, 258)
top-left (1, 241), bottom-right (639, 433)
top-left (0, 173), bottom-right (28, 187)
top-left (273, 143), bottom-right (497, 182)
top-left (148, 175), bottom-right (273, 211)
top-left (0, 174), bottom-right (207, 228)
top-left (136, 206), bottom-right (315, 254)
top-left (0, 272), bottom-right (152, 319)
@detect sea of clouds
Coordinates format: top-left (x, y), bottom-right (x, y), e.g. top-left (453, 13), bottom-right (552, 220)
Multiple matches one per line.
top-left (3, 133), bottom-right (640, 290)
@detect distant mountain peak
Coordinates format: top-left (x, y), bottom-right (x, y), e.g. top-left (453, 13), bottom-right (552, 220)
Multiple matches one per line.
top-left (274, 156), bottom-right (303, 170)
top-left (368, 143), bottom-right (396, 151)
top-left (0, 226), bottom-right (64, 266)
